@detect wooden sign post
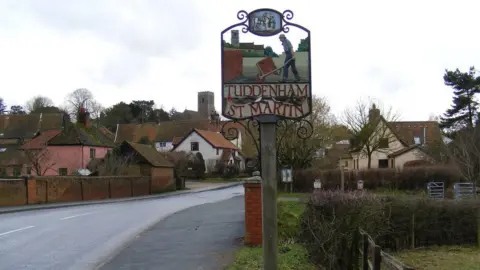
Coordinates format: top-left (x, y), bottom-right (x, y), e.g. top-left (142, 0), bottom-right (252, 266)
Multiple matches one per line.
top-left (220, 9), bottom-right (312, 270)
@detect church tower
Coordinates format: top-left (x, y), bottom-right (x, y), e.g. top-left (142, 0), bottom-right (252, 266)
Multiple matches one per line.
top-left (231, 30), bottom-right (239, 48)
top-left (198, 91), bottom-right (215, 119)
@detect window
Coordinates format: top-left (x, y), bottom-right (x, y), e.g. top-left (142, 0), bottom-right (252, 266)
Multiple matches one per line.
top-left (201, 98), bottom-right (205, 103)
top-left (13, 167), bottom-right (21, 177)
top-left (0, 168), bottom-right (6, 176)
top-left (191, 142), bottom-right (199, 151)
top-left (26, 167), bottom-right (32, 175)
top-left (59, 168), bottom-right (68, 176)
top-left (216, 148), bottom-right (220, 155)
top-left (379, 138), bottom-right (389, 148)
top-left (90, 148), bottom-right (96, 159)
top-left (159, 142), bottom-right (166, 147)
top-left (378, 159), bottom-right (389, 168)
top-left (344, 160), bottom-right (348, 168)
top-left (413, 136), bottom-right (421, 145)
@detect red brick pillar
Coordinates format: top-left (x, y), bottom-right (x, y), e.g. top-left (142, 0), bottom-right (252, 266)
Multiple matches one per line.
top-left (244, 175), bottom-right (262, 246)
top-left (26, 176), bottom-right (37, 204)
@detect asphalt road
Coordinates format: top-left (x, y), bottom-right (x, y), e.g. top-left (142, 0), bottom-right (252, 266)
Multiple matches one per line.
top-left (0, 186), bottom-right (244, 270)
top-left (101, 195), bottom-right (245, 270)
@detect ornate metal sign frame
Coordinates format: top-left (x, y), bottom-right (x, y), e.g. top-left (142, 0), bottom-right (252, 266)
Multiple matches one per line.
top-left (219, 9), bottom-right (313, 170)
top-left (220, 9), bottom-right (312, 121)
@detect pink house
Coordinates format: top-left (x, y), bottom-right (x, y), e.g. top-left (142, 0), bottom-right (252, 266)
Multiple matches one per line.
top-left (20, 111), bottom-right (114, 176)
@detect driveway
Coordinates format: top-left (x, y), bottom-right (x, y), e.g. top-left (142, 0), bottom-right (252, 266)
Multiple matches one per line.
top-left (0, 185), bottom-right (244, 270)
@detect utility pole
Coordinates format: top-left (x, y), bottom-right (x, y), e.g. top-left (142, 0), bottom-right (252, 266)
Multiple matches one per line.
top-left (259, 116), bottom-right (278, 270)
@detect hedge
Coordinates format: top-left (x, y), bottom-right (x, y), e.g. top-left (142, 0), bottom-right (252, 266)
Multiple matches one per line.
top-left (299, 191), bottom-right (480, 269)
top-left (292, 166), bottom-right (464, 192)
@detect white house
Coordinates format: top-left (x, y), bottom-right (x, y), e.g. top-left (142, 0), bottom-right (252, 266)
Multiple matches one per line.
top-left (171, 128), bottom-right (245, 172)
top-left (339, 104), bottom-right (443, 170)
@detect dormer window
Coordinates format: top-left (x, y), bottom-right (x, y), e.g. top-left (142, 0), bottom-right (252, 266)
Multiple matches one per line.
top-left (413, 136), bottom-right (421, 145)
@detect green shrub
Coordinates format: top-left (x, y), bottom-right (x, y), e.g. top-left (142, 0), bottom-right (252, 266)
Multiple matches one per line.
top-left (299, 191), bottom-right (480, 269)
top-left (293, 166), bottom-right (464, 192)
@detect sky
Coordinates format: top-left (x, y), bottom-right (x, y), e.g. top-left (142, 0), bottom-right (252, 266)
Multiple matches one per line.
top-left (0, 0), bottom-right (479, 121)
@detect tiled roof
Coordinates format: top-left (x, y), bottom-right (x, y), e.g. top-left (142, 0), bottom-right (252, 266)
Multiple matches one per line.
top-left (98, 126), bottom-right (116, 142)
top-left (0, 113), bottom-right (65, 139)
top-left (48, 123), bottom-right (115, 147)
top-left (389, 121), bottom-right (442, 145)
top-left (122, 141), bottom-right (174, 168)
top-left (21, 130), bottom-right (62, 150)
top-left (194, 129), bottom-right (239, 150)
top-left (387, 145), bottom-right (427, 158)
top-left (172, 136), bottom-right (183, 146)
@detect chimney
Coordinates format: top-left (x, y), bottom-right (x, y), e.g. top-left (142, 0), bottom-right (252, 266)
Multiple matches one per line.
top-left (77, 106), bottom-right (91, 128)
top-left (368, 103), bottom-right (381, 123)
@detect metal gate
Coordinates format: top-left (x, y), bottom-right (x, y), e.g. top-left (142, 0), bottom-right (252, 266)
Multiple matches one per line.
top-left (427, 182), bottom-right (444, 200)
top-left (454, 182), bottom-right (476, 200)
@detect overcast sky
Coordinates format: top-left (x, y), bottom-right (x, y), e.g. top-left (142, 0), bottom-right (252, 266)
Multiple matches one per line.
top-left (0, 0), bottom-right (478, 121)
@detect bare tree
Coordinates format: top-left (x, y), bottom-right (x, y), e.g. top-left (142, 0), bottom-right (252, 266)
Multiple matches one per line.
top-left (87, 151), bottom-right (134, 176)
top-left (64, 88), bottom-right (94, 117)
top-left (90, 100), bottom-right (105, 126)
top-left (447, 127), bottom-right (480, 182)
top-left (25, 96), bottom-right (54, 113)
top-left (23, 146), bottom-right (56, 176)
top-left (277, 95), bottom-right (337, 169)
top-left (341, 98), bottom-right (399, 168)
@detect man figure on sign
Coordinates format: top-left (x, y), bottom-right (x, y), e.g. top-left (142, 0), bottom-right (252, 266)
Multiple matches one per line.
top-left (279, 34), bottom-right (300, 83)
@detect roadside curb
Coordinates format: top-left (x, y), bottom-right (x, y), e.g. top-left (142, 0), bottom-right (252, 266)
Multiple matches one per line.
top-left (0, 182), bottom-right (243, 215)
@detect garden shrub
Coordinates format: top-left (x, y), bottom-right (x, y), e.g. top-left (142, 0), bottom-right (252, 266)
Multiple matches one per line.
top-left (293, 166), bottom-right (464, 192)
top-left (299, 190), bottom-right (480, 269)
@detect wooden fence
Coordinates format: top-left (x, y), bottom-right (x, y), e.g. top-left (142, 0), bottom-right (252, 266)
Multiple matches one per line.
top-left (352, 228), bottom-right (414, 270)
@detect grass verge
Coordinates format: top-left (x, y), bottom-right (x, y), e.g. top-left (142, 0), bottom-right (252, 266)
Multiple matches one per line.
top-left (394, 246), bottom-right (480, 270)
top-left (227, 200), bottom-right (315, 270)
top-left (277, 192), bottom-right (311, 199)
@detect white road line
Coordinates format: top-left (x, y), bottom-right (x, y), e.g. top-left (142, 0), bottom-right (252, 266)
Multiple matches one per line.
top-left (60, 212), bottom-right (95, 220)
top-left (0, 226), bottom-right (35, 237)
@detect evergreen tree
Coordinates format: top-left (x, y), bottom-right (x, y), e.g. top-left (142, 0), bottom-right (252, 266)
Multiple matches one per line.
top-left (440, 66), bottom-right (480, 131)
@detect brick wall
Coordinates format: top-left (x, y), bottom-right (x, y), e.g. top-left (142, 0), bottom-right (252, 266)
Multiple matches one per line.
top-left (223, 49), bottom-right (243, 82)
top-left (244, 179), bottom-right (262, 246)
top-left (0, 169), bottom-right (175, 207)
top-left (151, 167), bottom-right (175, 192)
top-left (0, 179), bottom-right (26, 206)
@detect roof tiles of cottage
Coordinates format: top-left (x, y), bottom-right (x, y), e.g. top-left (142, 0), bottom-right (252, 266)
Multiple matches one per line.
top-left (122, 141), bottom-right (174, 168)
top-left (47, 123), bottom-right (115, 147)
top-left (193, 129), bottom-right (239, 150)
top-left (389, 121), bottom-right (442, 145)
top-left (20, 130), bottom-right (62, 150)
top-left (0, 113), bottom-right (65, 139)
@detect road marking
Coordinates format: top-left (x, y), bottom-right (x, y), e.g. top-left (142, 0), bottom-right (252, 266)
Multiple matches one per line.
top-left (60, 212), bottom-right (95, 220)
top-left (0, 226), bottom-right (35, 237)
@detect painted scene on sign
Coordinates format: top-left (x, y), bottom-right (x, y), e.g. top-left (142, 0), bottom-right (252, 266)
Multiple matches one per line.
top-left (221, 10), bottom-right (312, 120)
top-left (222, 26), bottom-right (310, 84)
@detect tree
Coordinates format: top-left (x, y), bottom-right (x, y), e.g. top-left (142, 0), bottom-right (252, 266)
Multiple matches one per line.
top-left (137, 136), bottom-right (152, 145)
top-left (276, 96), bottom-right (337, 169)
top-left (342, 99), bottom-right (399, 169)
top-left (10, 105), bottom-right (26, 115)
top-left (26, 96), bottom-right (54, 113)
top-left (296, 37), bottom-right (310, 52)
top-left (440, 66), bottom-right (480, 132)
top-left (87, 149), bottom-right (134, 176)
top-left (238, 95), bottom-right (338, 169)
top-left (89, 100), bottom-right (104, 126)
top-left (264, 46), bottom-right (279, 57)
top-left (446, 126), bottom-right (480, 183)
top-left (23, 146), bottom-right (56, 176)
top-left (0, 98), bottom-right (6, 114)
top-left (64, 88), bottom-right (95, 117)
top-left (102, 102), bottom-right (135, 130)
